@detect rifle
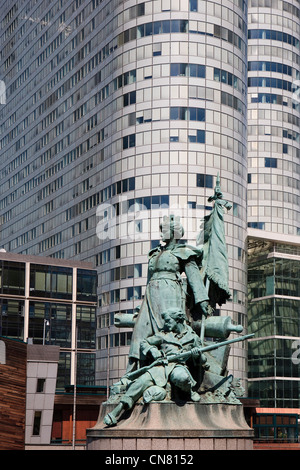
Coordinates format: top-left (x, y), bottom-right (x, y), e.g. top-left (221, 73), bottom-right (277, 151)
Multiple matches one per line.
top-left (123, 333), bottom-right (254, 382)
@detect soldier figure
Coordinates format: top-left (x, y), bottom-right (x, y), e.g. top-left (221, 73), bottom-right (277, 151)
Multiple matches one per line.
top-left (104, 308), bottom-right (208, 427)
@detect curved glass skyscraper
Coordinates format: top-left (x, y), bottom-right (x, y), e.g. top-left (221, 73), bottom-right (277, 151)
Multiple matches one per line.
top-left (248, 0), bottom-right (300, 235)
top-left (247, 0), bottom-right (300, 407)
top-left (95, 0), bottom-right (249, 385)
top-left (0, 0), bottom-right (249, 387)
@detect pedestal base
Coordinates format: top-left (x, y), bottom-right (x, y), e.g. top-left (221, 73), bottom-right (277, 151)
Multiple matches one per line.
top-left (86, 402), bottom-right (254, 450)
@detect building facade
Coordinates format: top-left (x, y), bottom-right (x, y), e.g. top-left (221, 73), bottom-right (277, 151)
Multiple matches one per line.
top-left (247, 230), bottom-right (300, 409)
top-left (0, 252), bottom-right (97, 388)
top-left (0, 0), bottom-right (249, 387)
top-left (0, 336), bottom-right (27, 450)
top-left (94, 0), bottom-right (249, 385)
top-left (25, 344), bottom-right (60, 447)
top-left (247, 0), bottom-right (300, 236)
top-left (247, 0), bottom-right (300, 409)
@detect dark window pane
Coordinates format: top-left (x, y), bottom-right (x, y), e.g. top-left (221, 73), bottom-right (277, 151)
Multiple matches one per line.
top-left (197, 173), bottom-right (212, 187)
top-left (162, 20), bottom-right (170, 33)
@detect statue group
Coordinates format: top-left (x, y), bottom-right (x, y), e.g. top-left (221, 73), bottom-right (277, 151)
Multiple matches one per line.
top-left (103, 176), bottom-right (253, 427)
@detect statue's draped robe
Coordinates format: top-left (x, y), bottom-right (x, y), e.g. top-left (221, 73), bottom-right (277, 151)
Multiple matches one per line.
top-left (126, 245), bottom-right (209, 372)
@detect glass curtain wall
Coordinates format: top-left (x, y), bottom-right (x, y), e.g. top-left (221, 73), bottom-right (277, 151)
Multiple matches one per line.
top-left (247, 0), bottom-right (300, 236)
top-left (96, 0), bottom-right (249, 385)
top-left (0, 257), bottom-right (97, 389)
top-left (0, 0), bottom-right (248, 387)
top-left (0, 261), bottom-right (25, 339)
top-left (248, 238), bottom-right (300, 408)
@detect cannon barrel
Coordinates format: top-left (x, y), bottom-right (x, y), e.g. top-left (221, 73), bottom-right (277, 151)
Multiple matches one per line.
top-left (115, 313), bottom-right (244, 342)
top-left (192, 316), bottom-right (243, 339)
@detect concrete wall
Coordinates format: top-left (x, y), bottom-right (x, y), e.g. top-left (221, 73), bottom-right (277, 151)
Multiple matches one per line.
top-left (25, 345), bottom-right (60, 446)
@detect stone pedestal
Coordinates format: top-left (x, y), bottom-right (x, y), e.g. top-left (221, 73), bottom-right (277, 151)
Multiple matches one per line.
top-left (86, 401), bottom-right (254, 450)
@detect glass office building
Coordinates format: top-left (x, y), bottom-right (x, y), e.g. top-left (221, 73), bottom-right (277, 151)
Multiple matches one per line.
top-left (1, 0), bottom-right (248, 386)
top-left (248, 233), bottom-right (300, 408)
top-left (0, 252), bottom-right (97, 389)
top-left (247, 0), bottom-right (300, 235)
top-left (247, 1), bottom-right (300, 408)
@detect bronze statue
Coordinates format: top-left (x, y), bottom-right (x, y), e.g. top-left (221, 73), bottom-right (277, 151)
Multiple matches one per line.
top-left (126, 214), bottom-right (210, 373)
top-left (104, 308), bottom-right (207, 426)
top-left (104, 308), bottom-right (252, 427)
top-left (103, 175), bottom-right (253, 427)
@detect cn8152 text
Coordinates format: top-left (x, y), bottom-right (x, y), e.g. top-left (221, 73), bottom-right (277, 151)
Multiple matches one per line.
top-left (148, 454), bottom-right (194, 465)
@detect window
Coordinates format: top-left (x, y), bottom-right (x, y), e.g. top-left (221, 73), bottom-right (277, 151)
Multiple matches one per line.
top-left (123, 91), bottom-right (136, 107)
top-left (77, 269), bottom-right (97, 302)
top-left (248, 61), bottom-right (292, 77)
top-left (76, 306), bottom-right (96, 349)
top-left (248, 77), bottom-right (292, 92)
top-left (250, 93), bottom-right (285, 106)
top-left (248, 29), bottom-right (299, 49)
top-left (171, 63), bottom-right (205, 78)
top-left (189, 64), bottom-right (205, 78)
top-left (248, 222), bottom-right (265, 229)
top-left (1, 261), bottom-right (25, 295)
top-left (221, 91), bottom-right (245, 115)
top-left (99, 335), bottom-right (108, 349)
top-left (265, 158), bottom-right (277, 168)
top-left (109, 264), bottom-right (142, 281)
top-left (153, 43), bottom-right (161, 56)
top-left (163, 20), bottom-right (170, 33)
top-left (109, 331), bottom-right (132, 348)
top-left (197, 174), bottom-right (213, 188)
top-left (171, 19), bottom-right (188, 33)
top-left (124, 70), bottom-right (136, 86)
top-left (123, 134), bottom-right (136, 149)
top-left (190, 108), bottom-right (205, 121)
top-left (36, 378), bottom-right (46, 393)
top-left (170, 107), bottom-right (205, 121)
top-left (32, 411), bottom-right (42, 436)
top-left (105, 285), bottom-right (143, 304)
top-left (170, 107), bottom-right (186, 120)
top-left (171, 63), bottom-right (187, 76)
top-left (189, 0), bottom-right (197, 11)
top-left (253, 413), bottom-right (299, 443)
top-left (189, 130), bottom-right (205, 143)
top-left (30, 265), bottom-right (73, 300)
top-left (137, 3), bottom-right (145, 16)
top-left (145, 22), bottom-right (153, 36)
top-left (127, 286), bottom-right (142, 300)
top-left (214, 68), bottom-right (242, 92)
top-left (0, 299), bottom-right (24, 340)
